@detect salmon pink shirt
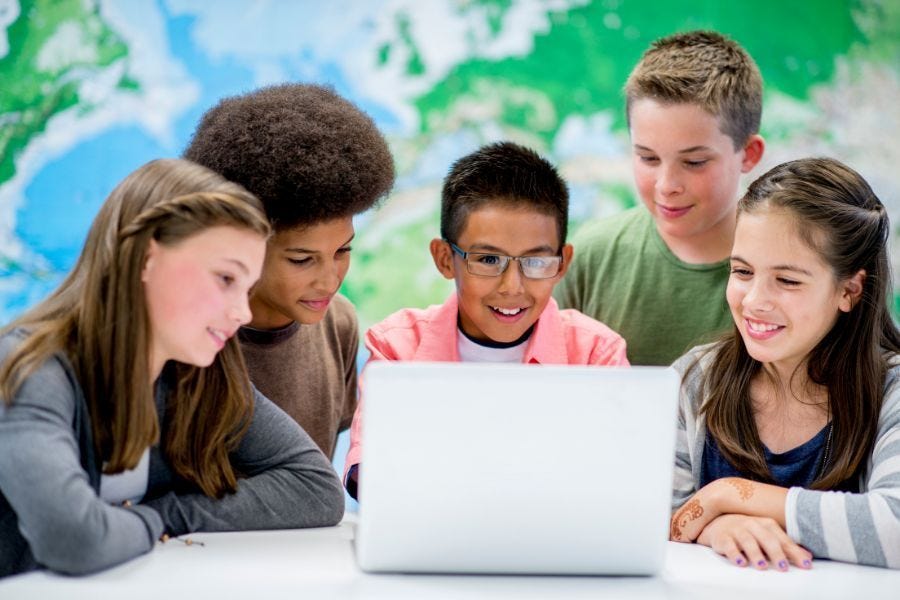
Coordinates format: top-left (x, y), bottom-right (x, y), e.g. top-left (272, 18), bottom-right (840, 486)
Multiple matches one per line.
top-left (343, 295), bottom-right (628, 482)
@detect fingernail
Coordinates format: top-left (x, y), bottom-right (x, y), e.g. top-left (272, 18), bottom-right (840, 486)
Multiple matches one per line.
top-left (802, 559), bottom-right (812, 568)
top-left (757, 559), bottom-right (768, 568)
top-left (735, 557), bottom-right (745, 566)
top-left (778, 560), bottom-right (788, 570)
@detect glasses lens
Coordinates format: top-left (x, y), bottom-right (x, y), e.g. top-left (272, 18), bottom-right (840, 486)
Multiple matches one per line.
top-left (520, 256), bottom-right (561, 279)
top-left (467, 253), bottom-right (508, 276)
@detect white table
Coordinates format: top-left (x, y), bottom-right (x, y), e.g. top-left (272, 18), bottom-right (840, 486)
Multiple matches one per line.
top-left (2, 516), bottom-right (898, 599)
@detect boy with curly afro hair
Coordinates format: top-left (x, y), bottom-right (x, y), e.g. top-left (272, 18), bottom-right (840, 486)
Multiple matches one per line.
top-left (184, 83), bottom-right (395, 460)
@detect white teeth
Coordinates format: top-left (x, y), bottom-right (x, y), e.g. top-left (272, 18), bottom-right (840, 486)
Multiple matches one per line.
top-left (747, 320), bottom-right (780, 333)
top-left (492, 306), bottom-right (523, 316)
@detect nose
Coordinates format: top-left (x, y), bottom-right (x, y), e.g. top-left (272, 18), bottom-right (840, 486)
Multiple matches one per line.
top-left (496, 259), bottom-right (525, 295)
top-left (231, 293), bottom-right (253, 326)
top-left (314, 259), bottom-right (341, 294)
top-left (742, 278), bottom-right (773, 312)
top-left (655, 163), bottom-right (683, 196)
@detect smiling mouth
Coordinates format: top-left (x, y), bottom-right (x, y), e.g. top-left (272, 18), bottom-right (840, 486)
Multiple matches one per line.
top-left (490, 306), bottom-right (525, 316)
top-left (745, 318), bottom-right (785, 339)
top-left (207, 327), bottom-right (229, 347)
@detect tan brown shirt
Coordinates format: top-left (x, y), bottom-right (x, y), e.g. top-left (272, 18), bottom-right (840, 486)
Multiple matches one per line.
top-left (239, 294), bottom-right (359, 459)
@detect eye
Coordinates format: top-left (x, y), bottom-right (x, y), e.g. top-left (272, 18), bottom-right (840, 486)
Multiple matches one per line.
top-left (521, 256), bottom-right (552, 268)
top-left (217, 273), bottom-right (235, 287)
top-left (288, 256), bottom-right (313, 266)
top-left (684, 159), bottom-right (709, 168)
top-left (476, 254), bottom-right (502, 266)
top-left (730, 267), bottom-right (752, 277)
top-left (638, 155), bottom-right (659, 164)
top-left (777, 277), bottom-right (801, 286)
top-left (336, 246), bottom-right (352, 257)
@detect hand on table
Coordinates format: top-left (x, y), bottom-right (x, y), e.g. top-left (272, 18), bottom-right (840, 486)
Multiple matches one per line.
top-left (697, 514), bottom-right (813, 571)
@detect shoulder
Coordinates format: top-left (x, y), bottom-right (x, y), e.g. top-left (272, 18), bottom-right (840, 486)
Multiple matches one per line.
top-left (672, 343), bottom-right (721, 411)
top-left (364, 303), bottom-right (446, 356)
top-left (367, 304), bottom-right (442, 336)
top-left (0, 329), bottom-right (79, 419)
top-left (325, 294), bottom-right (358, 332)
top-left (671, 343), bottom-right (718, 376)
top-left (571, 207), bottom-right (649, 246)
top-left (556, 307), bottom-right (624, 344)
top-left (881, 360), bottom-right (900, 411)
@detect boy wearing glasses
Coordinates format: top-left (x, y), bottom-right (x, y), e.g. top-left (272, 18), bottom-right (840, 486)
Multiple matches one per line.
top-left (343, 141), bottom-right (628, 499)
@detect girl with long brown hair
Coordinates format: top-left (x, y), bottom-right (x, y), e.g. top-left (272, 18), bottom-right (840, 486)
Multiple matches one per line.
top-left (0, 159), bottom-right (344, 577)
top-left (669, 158), bottom-right (900, 569)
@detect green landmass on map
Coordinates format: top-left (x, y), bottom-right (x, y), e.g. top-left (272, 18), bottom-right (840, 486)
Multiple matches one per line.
top-left (413, 0), bottom-right (876, 148)
top-left (0, 0), bottom-right (133, 188)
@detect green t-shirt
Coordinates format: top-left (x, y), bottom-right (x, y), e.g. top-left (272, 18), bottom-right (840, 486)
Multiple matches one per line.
top-left (555, 207), bottom-right (732, 365)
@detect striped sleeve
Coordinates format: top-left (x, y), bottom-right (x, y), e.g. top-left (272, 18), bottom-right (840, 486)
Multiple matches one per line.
top-left (785, 367), bottom-right (900, 568)
top-left (670, 348), bottom-right (708, 510)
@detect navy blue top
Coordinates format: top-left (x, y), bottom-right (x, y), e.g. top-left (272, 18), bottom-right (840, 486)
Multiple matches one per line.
top-left (700, 425), bottom-right (830, 489)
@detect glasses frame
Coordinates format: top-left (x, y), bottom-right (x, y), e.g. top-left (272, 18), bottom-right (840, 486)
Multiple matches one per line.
top-left (446, 241), bottom-right (563, 280)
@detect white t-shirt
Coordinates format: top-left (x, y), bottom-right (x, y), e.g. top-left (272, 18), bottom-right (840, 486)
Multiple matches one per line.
top-left (457, 328), bottom-right (529, 363)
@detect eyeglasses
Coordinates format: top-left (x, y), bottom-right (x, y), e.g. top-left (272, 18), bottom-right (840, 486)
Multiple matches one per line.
top-left (447, 241), bottom-right (563, 279)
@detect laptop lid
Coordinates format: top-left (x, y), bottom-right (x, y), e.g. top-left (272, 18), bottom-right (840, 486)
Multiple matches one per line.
top-left (355, 362), bottom-right (679, 575)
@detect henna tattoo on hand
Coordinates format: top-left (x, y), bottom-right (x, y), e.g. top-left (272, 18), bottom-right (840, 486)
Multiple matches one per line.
top-left (725, 478), bottom-right (754, 501)
top-left (670, 498), bottom-right (704, 541)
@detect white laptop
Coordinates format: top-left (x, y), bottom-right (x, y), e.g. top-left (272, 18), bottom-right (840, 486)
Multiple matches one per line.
top-left (354, 361), bottom-right (679, 576)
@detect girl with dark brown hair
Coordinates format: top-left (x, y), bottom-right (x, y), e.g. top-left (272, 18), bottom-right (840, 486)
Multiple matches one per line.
top-left (670, 158), bottom-right (900, 570)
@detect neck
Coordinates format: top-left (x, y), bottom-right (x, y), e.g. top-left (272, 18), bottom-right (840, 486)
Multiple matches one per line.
top-left (658, 210), bottom-right (736, 264)
top-left (756, 359), bottom-right (826, 411)
top-left (248, 295), bottom-right (293, 330)
top-left (149, 352), bottom-right (164, 384)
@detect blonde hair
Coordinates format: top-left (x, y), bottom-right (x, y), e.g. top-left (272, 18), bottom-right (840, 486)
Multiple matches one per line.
top-left (625, 30), bottom-right (763, 149)
top-left (0, 158), bottom-right (270, 497)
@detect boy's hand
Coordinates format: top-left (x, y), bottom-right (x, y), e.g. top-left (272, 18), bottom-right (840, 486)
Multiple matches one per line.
top-left (697, 514), bottom-right (813, 571)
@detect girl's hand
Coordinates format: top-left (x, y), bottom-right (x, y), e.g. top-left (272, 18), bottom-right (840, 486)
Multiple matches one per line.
top-left (670, 484), bottom-right (720, 542)
top-left (670, 477), bottom-right (787, 543)
top-left (697, 514), bottom-right (813, 571)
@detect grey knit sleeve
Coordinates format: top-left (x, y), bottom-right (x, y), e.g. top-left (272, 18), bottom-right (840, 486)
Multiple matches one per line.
top-left (0, 335), bottom-right (164, 576)
top-left (142, 387), bottom-right (345, 535)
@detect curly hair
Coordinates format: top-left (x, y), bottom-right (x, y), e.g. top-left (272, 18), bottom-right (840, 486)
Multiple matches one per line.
top-left (184, 83), bottom-right (395, 230)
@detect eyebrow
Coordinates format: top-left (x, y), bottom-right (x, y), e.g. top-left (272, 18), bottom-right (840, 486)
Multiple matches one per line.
top-left (633, 144), bottom-right (713, 154)
top-left (467, 243), bottom-right (557, 255)
top-left (730, 256), bottom-right (813, 276)
top-left (224, 258), bottom-right (250, 275)
top-left (285, 233), bottom-right (356, 254)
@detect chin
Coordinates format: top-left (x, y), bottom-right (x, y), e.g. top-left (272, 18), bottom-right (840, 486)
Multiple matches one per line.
top-left (295, 311), bottom-right (327, 325)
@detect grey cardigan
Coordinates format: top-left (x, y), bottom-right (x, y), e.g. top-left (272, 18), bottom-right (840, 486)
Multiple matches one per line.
top-left (0, 330), bottom-right (345, 577)
top-left (672, 344), bottom-right (900, 568)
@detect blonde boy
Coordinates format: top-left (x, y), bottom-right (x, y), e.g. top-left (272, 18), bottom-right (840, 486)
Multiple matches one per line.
top-left (554, 30), bottom-right (765, 365)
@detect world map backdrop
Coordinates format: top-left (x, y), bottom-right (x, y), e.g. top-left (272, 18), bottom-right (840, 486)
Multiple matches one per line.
top-left (2, 0), bottom-right (899, 330)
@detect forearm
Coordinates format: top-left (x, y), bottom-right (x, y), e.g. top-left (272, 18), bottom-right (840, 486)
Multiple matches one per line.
top-left (711, 477), bottom-right (788, 526)
top-left (142, 462), bottom-right (343, 536)
top-left (671, 477), bottom-right (787, 541)
top-left (143, 390), bottom-right (344, 536)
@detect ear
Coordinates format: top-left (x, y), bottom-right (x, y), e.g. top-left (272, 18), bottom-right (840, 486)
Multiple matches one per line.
top-left (430, 238), bottom-right (455, 280)
top-left (141, 239), bottom-right (160, 283)
top-left (556, 243), bottom-right (575, 279)
top-left (739, 134), bottom-right (765, 174)
top-left (839, 269), bottom-right (866, 312)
